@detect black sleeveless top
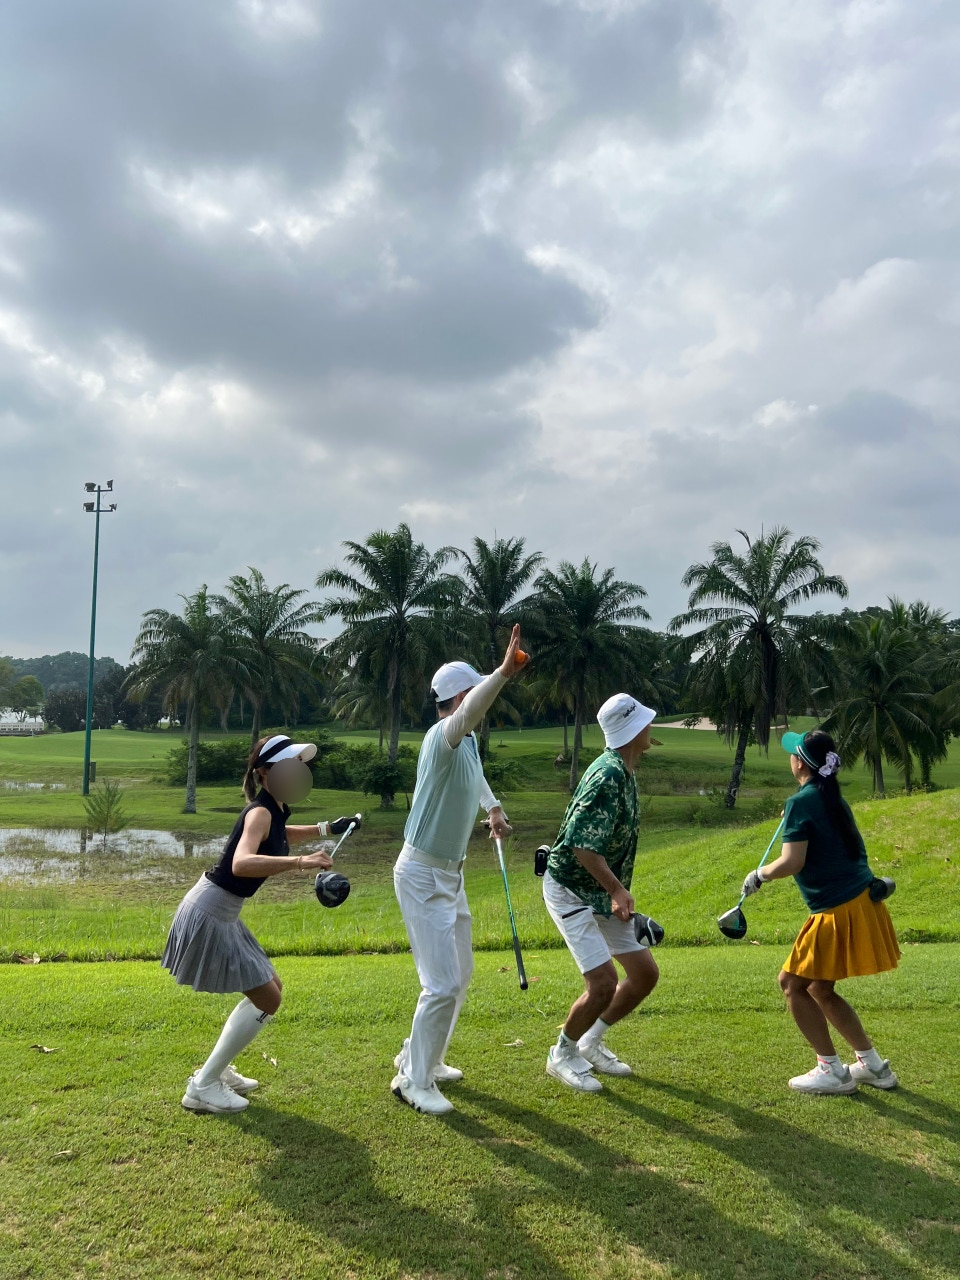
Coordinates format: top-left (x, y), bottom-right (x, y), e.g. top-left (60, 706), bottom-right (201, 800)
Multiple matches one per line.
top-left (205, 788), bottom-right (291, 899)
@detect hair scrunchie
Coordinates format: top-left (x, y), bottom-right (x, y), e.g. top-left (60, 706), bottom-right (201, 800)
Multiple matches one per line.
top-left (818, 751), bottom-right (841, 777)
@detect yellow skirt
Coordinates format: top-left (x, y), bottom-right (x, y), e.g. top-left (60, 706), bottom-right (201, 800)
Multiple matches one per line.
top-left (784, 887), bottom-right (900, 981)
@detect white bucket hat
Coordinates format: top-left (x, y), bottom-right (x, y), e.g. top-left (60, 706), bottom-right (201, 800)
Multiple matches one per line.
top-left (256, 734), bottom-right (318, 764)
top-left (597, 694), bottom-right (657, 750)
top-left (431, 660), bottom-right (486, 702)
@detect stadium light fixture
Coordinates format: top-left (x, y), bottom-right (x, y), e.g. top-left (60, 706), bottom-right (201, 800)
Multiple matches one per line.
top-left (82, 482), bottom-right (118, 795)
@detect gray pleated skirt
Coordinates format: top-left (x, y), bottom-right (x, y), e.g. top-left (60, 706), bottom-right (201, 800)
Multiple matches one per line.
top-left (162, 875), bottom-right (277, 994)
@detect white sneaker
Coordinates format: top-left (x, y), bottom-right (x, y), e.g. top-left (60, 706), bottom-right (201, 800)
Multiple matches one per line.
top-left (848, 1058), bottom-right (898, 1089)
top-left (788, 1062), bottom-right (858, 1095)
top-left (220, 1063), bottom-right (259, 1094)
top-left (393, 1039), bottom-right (463, 1084)
top-left (391, 1072), bottom-right (455, 1115)
top-left (545, 1047), bottom-right (603, 1093)
top-left (182, 1075), bottom-right (250, 1113)
top-left (578, 1040), bottom-right (632, 1077)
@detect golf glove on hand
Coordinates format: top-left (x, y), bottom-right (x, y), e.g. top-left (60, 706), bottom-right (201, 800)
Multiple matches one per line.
top-left (741, 869), bottom-right (765, 898)
top-left (330, 815), bottom-right (361, 835)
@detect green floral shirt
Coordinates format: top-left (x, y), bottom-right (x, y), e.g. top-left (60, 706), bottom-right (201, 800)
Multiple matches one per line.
top-left (547, 749), bottom-right (640, 916)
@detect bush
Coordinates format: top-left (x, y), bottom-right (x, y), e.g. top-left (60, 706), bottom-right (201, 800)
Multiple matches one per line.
top-left (166, 738), bottom-right (252, 785)
top-left (360, 749), bottom-right (418, 808)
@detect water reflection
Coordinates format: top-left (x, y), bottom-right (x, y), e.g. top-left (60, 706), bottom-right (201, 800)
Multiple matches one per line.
top-left (0, 827), bottom-right (224, 865)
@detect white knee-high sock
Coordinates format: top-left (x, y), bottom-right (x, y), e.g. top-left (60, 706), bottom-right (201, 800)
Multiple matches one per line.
top-left (195, 998), bottom-right (273, 1085)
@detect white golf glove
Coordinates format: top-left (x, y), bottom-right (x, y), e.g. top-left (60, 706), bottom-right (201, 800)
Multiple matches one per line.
top-left (742, 868), bottom-right (766, 898)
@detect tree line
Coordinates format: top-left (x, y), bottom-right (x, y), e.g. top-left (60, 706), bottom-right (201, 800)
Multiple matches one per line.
top-left (108, 525), bottom-right (959, 813)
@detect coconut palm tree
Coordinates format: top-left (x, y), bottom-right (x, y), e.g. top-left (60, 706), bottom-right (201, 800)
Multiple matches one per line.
top-left (670, 528), bottom-right (848, 808)
top-left (456, 536), bottom-right (544, 757)
top-left (213, 567), bottom-right (322, 745)
top-left (529, 559), bottom-right (650, 790)
top-left (822, 611), bottom-right (936, 795)
top-left (316, 525), bottom-right (461, 762)
top-left (126, 587), bottom-right (245, 813)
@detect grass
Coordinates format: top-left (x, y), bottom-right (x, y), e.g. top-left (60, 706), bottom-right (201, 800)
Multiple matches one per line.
top-left (1, 789), bottom-right (957, 962)
top-left (1, 947), bottom-right (959, 1279)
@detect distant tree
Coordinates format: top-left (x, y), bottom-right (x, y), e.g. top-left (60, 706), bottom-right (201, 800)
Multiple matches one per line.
top-left (43, 688), bottom-right (88, 733)
top-left (213, 567), bottom-right (322, 745)
top-left (127, 587), bottom-right (246, 813)
top-left (671, 528), bottom-right (848, 808)
top-left (83, 779), bottom-right (130, 851)
top-left (529, 559), bottom-right (650, 790)
top-left (822, 610), bottom-right (936, 795)
top-left (0, 657), bottom-right (14, 709)
top-left (456, 536), bottom-right (544, 757)
top-left (4, 652), bottom-right (121, 693)
top-left (317, 525), bottom-right (461, 762)
top-left (8, 675), bottom-right (45, 723)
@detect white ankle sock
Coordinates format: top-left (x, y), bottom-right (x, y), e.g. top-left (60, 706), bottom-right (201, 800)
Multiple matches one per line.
top-left (195, 998), bottom-right (274, 1085)
top-left (856, 1047), bottom-right (884, 1072)
top-left (578, 1018), bottom-right (611, 1049)
top-left (556, 1030), bottom-right (578, 1056)
top-left (816, 1053), bottom-right (842, 1072)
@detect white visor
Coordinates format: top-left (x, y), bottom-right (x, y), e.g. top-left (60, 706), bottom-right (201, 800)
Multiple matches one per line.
top-left (257, 734), bottom-right (318, 765)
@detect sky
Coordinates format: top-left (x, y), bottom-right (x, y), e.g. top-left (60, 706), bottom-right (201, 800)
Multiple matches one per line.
top-left (1, 0), bottom-right (958, 661)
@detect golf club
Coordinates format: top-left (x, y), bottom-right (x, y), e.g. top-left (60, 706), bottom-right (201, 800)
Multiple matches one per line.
top-left (315, 813), bottom-right (362, 909)
top-left (717, 816), bottom-right (786, 940)
top-left (494, 836), bottom-right (528, 991)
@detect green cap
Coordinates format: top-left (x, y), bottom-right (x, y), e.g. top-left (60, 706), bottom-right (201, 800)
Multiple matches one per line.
top-left (780, 731), bottom-right (805, 758)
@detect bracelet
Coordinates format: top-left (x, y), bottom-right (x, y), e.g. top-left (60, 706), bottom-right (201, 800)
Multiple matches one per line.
top-left (317, 820), bottom-right (329, 838)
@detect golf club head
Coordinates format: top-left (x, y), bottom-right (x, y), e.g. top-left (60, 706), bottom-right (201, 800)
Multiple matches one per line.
top-left (315, 870), bottom-right (351, 908)
top-left (718, 904), bottom-right (748, 939)
top-left (868, 876), bottom-right (896, 902)
top-left (632, 913), bottom-right (665, 947)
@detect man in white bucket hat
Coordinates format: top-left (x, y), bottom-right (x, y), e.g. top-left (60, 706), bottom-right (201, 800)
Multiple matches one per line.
top-left (391, 625), bottom-right (526, 1116)
top-left (542, 693), bottom-right (660, 1091)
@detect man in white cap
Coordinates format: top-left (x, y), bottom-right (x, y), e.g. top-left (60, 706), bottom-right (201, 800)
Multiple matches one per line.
top-left (391, 624), bottom-right (525, 1115)
top-left (542, 692), bottom-right (660, 1091)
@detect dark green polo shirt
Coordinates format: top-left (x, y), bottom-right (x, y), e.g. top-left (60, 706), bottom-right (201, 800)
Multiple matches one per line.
top-left (782, 781), bottom-right (874, 912)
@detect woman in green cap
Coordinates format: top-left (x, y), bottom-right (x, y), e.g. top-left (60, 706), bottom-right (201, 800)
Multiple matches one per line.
top-left (740, 728), bottom-right (900, 1095)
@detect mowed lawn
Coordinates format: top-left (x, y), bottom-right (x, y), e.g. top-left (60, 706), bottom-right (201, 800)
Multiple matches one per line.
top-left (2, 946), bottom-right (959, 1280)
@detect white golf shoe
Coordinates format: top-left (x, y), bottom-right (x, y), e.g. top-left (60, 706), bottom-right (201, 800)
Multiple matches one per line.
top-left (220, 1063), bottom-right (259, 1094)
top-left (788, 1062), bottom-right (858, 1095)
top-left (391, 1072), bottom-right (455, 1116)
top-left (848, 1058), bottom-right (898, 1089)
top-left (578, 1040), bottom-right (632, 1076)
top-left (545, 1047), bottom-right (603, 1093)
top-left (394, 1038), bottom-right (464, 1084)
top-left (181, 1075), bottom-right (250, 1114)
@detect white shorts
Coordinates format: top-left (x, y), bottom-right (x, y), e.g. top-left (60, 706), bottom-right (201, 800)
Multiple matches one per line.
top-left (543, 871), bottom-right (646, 975)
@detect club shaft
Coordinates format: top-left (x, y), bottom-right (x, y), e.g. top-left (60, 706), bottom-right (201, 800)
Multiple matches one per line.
top-left (495, 837), bottom-right (528, 991)
top-left (329, 812), bottom-right (362, 859)
top-left (733, 816), bottom-right (787, 908)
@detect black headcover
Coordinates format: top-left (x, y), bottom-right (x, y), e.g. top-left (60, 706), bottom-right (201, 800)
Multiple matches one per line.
top-left (868, 876), bottom-right (896, 902)
top-left (633, 913), bottom-right (665, 947)
top-left (315, 871), bottom-right (351, 908)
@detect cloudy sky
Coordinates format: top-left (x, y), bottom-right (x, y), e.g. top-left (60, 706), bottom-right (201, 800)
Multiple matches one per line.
top-left (2, 0), bottom-right (958, 660)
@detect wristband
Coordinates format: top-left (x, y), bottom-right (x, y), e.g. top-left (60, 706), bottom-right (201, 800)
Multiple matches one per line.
top-left (317, 820), bottom-right (329, 838)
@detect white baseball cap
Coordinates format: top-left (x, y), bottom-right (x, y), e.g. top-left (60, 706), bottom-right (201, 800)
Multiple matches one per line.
top-left (256, 734), bottom-right (318, 764)
top-left (431, 660), bottom-right (486, 702)
top-left (597, 693), bottom-right (657, 750)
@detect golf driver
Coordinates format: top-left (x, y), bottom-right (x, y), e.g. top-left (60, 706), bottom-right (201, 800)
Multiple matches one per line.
top-left (494, 836), bottom-right (528, 991)
top-left (717, 817), bottom-right (786, 940)
top-left (315, 813), bottom-right (361, 909)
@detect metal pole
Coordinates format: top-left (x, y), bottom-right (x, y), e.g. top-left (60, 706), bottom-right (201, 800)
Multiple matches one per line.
top-left (82, 489), bottom-right (102, 796)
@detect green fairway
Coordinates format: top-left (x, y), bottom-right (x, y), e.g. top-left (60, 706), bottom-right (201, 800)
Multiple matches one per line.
top-left (2, 946), bottom-right (958, 1280)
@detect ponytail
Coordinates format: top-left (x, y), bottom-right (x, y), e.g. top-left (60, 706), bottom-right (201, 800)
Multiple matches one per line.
top-left (243, 736), bottom-right (273, 802)
top-left (801, 730), bottom-right (862, 860)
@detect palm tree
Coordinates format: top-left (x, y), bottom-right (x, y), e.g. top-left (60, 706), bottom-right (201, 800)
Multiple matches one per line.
top-left (823, 611), bottom-right (936, 795)
top-left (126, 587), bottom-right (245, 813)
top-left (670, 528), bottom-right (848, 808)
top-left (316, 525), bottom-right (461, 762)
top-left (530, 559), bottom-right (650, 790)
top-left (213, 567), bottom-right (322, 745)
top-left (457, 536), bottom-right (544, 757)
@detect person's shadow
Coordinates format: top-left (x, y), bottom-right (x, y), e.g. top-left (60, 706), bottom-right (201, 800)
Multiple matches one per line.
top-left (238, 1103), bottom-right (573, 1279)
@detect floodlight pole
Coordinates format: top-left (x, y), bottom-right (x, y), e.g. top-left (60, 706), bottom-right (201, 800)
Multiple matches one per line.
top-left (82, 481), bottom-right (117, 795)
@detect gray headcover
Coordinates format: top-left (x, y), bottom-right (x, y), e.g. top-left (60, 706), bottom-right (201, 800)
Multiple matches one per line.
top-left (267, 758), bottom-right (314, 805)
top-left (315, 870), bottom-right (351, 908)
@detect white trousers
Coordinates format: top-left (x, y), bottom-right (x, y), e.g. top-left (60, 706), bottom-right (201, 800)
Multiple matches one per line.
top-left (394, 850), bottom-right (474, 1089)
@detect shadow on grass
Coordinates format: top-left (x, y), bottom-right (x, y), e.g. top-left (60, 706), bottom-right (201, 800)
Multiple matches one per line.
top-left (601, 1078), bottom-right (960, 1279)
top-left (239, 1103), bottom-right (571, 1280)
